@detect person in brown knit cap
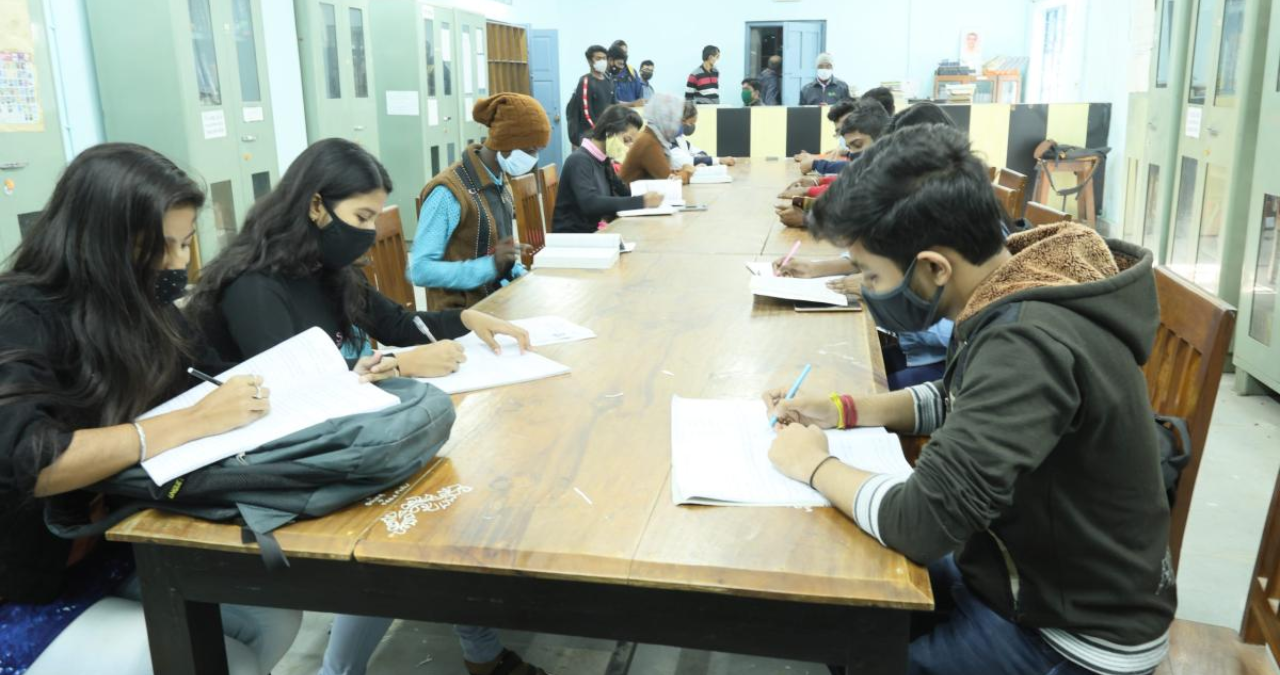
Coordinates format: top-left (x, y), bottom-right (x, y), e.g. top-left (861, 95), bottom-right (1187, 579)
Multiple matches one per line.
top-left (409, 93), bottom-right (551, 310)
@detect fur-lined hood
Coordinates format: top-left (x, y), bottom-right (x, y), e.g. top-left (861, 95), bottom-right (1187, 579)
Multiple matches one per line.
top-left (955, 223), bottom-right (1158, 364)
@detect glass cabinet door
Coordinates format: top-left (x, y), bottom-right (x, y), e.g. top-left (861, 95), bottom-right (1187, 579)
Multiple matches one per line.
top-left (1246, 194), bottom-right (1279, 346)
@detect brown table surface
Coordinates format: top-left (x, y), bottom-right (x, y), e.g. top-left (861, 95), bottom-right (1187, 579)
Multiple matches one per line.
top-left (108, 161), bottom-right (932, 673)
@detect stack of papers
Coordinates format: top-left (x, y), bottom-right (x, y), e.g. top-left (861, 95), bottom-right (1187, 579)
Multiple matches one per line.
top-left (536, 233), bottom-right (621, 269)
top-left (456, 315), bottom-right (596, 349)
top-left (689, 164), bottom-right (733, 185)
top-left (140, 327), bottom-right (400, 485)
top-left (750, 274), bottom-right (849, 306)
top-left (670, 397), bottom-right (910, 507)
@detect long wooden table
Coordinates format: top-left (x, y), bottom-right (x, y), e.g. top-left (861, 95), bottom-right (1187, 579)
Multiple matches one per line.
top-left (108, 160), bottom-right (931, 675)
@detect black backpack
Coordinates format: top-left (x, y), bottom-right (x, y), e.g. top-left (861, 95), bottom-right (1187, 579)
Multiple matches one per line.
top-left (46, 378), bottom-right (455, 569)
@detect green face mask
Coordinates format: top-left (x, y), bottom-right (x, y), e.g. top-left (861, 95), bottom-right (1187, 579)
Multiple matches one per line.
top-left (741, 89), bottom-right (754, 105)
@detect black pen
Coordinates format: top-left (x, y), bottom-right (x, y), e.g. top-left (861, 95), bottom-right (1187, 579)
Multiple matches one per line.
top-left (187, 367), bottom-right (225, 386)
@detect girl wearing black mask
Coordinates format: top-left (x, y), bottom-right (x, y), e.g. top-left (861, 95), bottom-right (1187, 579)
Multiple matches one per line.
top-left (0, 143), bottom-right (300, 674)
top-left (187, 138), bottom-right (529, 379)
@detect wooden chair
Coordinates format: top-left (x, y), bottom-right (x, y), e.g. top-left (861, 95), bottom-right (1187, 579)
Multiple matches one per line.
top-left (1146, 267), bottom-right (1236, 570)
top-left (538, 163), bottom-right (558, 234)
top-left (993, 184), bottom-right (1020, 222)
top-left (1023, 201), bottom-right (1072, 227)
top-left (1242, 469), bottom-right (1280, 667)
top-left (361, 205), bottom-right (416, 313)
top-left (987, 165), bottom-right (998, 182)
top-left (509, 173), bottom-right (544, 269)
top-left (996, 168), bottom-right (1029, 219)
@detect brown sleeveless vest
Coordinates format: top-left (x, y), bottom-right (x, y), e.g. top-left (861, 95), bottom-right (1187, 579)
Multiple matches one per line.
top-left (418, 144), bottom-right (515, 310)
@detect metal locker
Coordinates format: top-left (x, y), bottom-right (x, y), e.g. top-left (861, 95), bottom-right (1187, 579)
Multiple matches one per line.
top-left (295, 0), bottom-right (379, 149)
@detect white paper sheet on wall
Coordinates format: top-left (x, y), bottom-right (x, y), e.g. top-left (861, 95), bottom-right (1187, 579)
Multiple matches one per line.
top-left (242, 106), bottom-right (264, 123)
top-left (201, 110), bottom-right (227, 139)
top-left (427, 99), bottom-right (440, 126)
top-left (1185, 107), bottom-right (1202, 139)
top-left (461, 33), bottom-right (474, 94)
top-left (386, 90), bottom-right (420, 116)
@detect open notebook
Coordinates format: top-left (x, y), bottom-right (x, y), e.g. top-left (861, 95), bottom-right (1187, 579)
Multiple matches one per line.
top-left (670, 397), bottom-right (911, 507)
top-left (749, 274), bottom-right (849, 306)
top-left (140, 327), bottom-right (400, 485)
top-left (407, 316), bottom-right (592, 394)
top-left (689, 164), bottom-right (733, 185)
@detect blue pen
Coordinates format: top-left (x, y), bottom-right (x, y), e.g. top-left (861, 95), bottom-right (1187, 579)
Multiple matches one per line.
top-left (769, 363), bottom-right (812, 427)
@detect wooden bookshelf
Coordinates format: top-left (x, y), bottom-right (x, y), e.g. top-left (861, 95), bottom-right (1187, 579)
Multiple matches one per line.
top-left (486, 21), bottom-right (530, 95)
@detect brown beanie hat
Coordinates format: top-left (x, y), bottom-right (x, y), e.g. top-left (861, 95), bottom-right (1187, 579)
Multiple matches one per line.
top-left (473, 93), bottom-right (551, 152)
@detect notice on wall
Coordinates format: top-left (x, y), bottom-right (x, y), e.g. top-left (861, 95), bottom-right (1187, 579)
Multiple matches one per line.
top-left (0, 0), bottom-right (44, 132)
top-left (427, 99), bottom-right (439, 126)
top-left (386, 90), bottom-right (420, 116)
top-left (461, 32), bottom-right (473, 94)
top-left (1185, 107), bottom-right (1202, 139)
top-left (242, 106), bottom-right (264, 123)
top-left (201, 109), bottom-right (227, 139)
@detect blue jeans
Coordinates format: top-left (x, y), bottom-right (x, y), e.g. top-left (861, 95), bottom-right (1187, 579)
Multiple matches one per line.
top-left (318, 615), bottom-right (503, 675)
top-left (908, 555), bottom-right (1091, 675)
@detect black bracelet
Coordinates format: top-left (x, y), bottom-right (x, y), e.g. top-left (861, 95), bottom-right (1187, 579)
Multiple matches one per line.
top-left (808, 456), bottom-right (840, 489)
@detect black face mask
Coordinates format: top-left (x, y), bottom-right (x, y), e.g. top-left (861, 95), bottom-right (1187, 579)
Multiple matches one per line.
top-left (640, 71), bottom-right (653, 81)
top-left (317, 202), bottom-right (376, 270)
top-left (682, 123), bottom-right (696, 136)
top-left (153, 268), bottom-right (189, 304)
top-left (860, 258), bottom-right (946, 334)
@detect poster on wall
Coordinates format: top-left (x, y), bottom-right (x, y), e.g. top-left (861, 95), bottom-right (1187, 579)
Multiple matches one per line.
top-left (959, 29), bottom-right (984, 72)
top-left (0, 0), bottom-right (45, 132)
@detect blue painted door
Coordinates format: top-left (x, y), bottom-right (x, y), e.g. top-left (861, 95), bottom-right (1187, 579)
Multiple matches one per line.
top-left (782, 21), bottom-right (825, 105)
top-left (529, 29), bottom-right (563, 164)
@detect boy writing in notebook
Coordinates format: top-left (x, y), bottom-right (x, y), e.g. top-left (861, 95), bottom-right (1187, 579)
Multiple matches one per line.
top-left (764, 124), bottom-right (1173, 675)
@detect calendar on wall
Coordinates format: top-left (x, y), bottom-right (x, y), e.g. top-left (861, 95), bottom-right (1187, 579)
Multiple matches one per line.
top-left (0, 0), bottom-right (44, 132)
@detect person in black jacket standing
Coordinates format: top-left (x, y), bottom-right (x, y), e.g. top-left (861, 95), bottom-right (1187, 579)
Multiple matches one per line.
top-left (766, 125), bottom-right (1174, 675)
top-left (565, 44), bottom-right (617, 150)
top-left (552, 105), bottom-right (663, 234)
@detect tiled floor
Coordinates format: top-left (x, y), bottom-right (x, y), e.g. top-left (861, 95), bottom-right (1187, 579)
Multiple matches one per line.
top-left (274, 374), bottom-right (1280, 675)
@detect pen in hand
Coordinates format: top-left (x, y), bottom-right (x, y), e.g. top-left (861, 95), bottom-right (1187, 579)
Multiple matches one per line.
top-left (187, 367), bottom-right (225, 387)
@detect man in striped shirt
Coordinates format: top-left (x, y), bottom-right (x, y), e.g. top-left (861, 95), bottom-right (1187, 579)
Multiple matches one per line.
top-left (685, 45), bottom-right (720, 104)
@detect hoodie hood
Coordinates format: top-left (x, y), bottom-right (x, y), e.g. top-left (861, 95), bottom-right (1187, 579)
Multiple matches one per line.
top-left (956, 223), bottom-right (1158, 363)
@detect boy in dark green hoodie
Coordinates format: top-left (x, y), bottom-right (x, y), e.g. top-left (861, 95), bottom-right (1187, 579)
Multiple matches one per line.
top-left (765, 124), bottom-right (1174, 675)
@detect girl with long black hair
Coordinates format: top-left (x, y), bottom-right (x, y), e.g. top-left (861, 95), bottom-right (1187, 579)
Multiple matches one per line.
top-left (0, 143), bottom-right (300, 674)
top-left (187, 138), bottom-right (546, 675)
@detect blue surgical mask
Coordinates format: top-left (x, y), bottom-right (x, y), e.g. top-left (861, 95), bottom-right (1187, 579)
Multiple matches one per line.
top-left (861, 257), bottom-right (945, 333)
top-left (497, 149), bottom-right (539, 176)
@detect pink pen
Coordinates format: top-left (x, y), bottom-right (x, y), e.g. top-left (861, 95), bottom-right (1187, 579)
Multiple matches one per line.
top-left (779, 241), bottom-right (802, 269)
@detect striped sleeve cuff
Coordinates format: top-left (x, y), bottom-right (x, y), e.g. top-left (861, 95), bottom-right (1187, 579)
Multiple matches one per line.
top-left (907, 381), bottom-right (945, 434)
top-left (852, 472), bottom-right (912, 546)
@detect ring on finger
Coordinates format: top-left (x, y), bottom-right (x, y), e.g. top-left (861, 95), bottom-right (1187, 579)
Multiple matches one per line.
top-left (253, 384), bottom-right (264, 399)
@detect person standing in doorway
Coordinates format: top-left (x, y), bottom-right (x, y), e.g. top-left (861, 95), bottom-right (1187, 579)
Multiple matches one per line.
top-left (638, 60), bottom-right (656, 101)
top-left (759, 55), bottom-right (782, 105)
top-left (800, 53), bottom-right (851, 105)
top-left (566, 44), bottom-right (617, 149)
top-left (685, 45), bottom-right (721, 104)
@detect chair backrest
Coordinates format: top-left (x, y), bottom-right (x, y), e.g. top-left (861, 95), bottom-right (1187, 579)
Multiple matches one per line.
top-left (1144, 267), bottom-right (1236, 570)
top-left (1242, 471), bottom-right (1280, 663)
top-left (538, 164), bottom-right (559, 234)
top-left (987, 165), bottom-right (998, 182)
top-left (363, 206), bottom-right (416, 312)
top-left (1023, 201), bottom-right (1072, 227)
top-left (996, 168), bottom-right (1029, 219)
top-left (509, 173), bottom-right (544, 268)
top-left (993, 184), bottom-right (1019, 221)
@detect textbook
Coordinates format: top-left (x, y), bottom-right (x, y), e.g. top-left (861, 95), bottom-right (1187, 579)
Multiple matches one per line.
top-left (749, 274), bottom-right (849, 306)
top-left (139, 327), bottom-right (399, 485)
top-left (535, 233), bottom-right (621, 269)
top-left (670, 397), bottom-right (910, 507)
top-left (629, 179), bottom-right (685, 207)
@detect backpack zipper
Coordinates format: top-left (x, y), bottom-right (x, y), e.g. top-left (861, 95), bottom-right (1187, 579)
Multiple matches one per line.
top-left (988, 529), bottom-right (1022, 616)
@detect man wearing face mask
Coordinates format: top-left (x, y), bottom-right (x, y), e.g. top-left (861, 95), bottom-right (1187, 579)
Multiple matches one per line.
top-left (609, 45), bottom-right (646, 107)
top-left (638, 60), bottom-right (656, 101)
top-left (410, 93), bottom-right (551, 309)
top-left (799, 53), bottom-right (851, 106)
top-left (765, 124), bottom-right (1174, 675)
top-left (759, 55), bottom-right (782, 105)
top-left (685, 45), bottom-right (720, 104)
top-left (566, 45), bottom-right (617, 149)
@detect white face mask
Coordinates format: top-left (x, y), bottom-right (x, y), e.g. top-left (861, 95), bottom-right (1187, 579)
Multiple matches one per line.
top-left (497, 148), bottom-right (539, 176)
top-left (816, 68), bottom-right (833, 81)
top-left (592, 59), bottom-right (608, 74)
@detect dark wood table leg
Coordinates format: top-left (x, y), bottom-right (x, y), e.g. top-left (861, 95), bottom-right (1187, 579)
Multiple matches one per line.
top-left (135, 545), bottom-right (229, 675)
